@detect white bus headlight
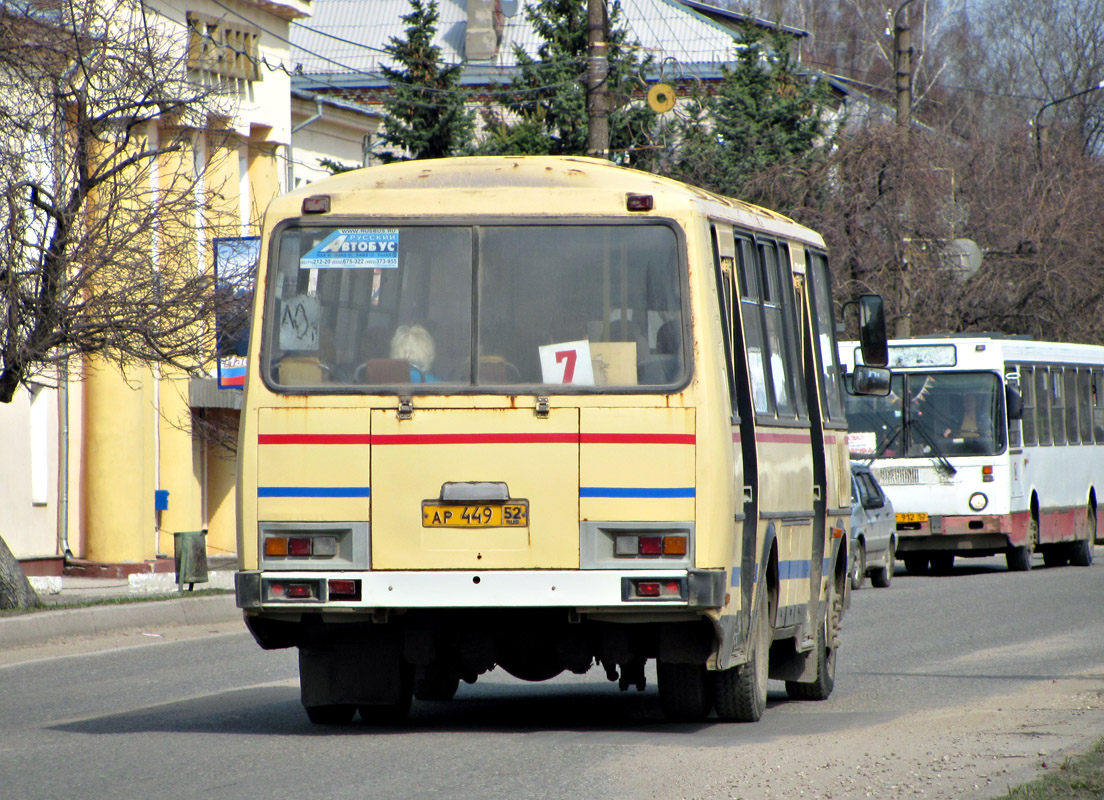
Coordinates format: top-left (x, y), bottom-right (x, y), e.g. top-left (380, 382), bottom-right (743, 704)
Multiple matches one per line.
top-left (969, 492), bottom-right (988, 512)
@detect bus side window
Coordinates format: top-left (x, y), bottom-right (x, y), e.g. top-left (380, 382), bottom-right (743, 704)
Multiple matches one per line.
top-left (806, 251), bottom-right (846, 425)
top-left (710, 223), bottom-right (739, 414)
top-left (1095, 370), bottom-right (1104, 443)
top-left (1020, 366), bottom-right (1036, 445)
top-left (1051, 368), bottom-right (1066, 446)
top-left (1068, 367), bottom-right (1084, 444)
top-left (776, 244), bottom-right (808, 420)
top-left (757, 240), bottom-right (796, 417)
top-left (1077, 368), bottom-right (1093, 443)
top-left (1035, 368), bottom-right (1052, 445)
top-left (737, 236), bottom-right (772, 415)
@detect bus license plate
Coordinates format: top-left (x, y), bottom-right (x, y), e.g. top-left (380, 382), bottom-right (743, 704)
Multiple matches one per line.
top-left (422, 501), bottom-right (529, 528)
top-left (896, 512), bottom-right (929, 524)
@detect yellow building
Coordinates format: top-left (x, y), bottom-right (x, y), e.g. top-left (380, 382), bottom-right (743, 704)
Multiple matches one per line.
top-left (9, 0), bottom-right (312, 576)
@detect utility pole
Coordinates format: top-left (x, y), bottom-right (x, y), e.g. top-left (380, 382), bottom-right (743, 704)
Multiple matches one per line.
top-left (586, 0), bottom-right (609, 159)
top-left (893, 0), bottom-right (916, 337)
top-left (894, 6), bottom-right (913, 128)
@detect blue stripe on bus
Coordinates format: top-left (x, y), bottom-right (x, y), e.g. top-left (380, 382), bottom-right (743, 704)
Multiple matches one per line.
top-left (779, 559), bottom-right (812, 580)
top-left (579, 487), bottom-right (696, 498)
top-left (258, 487), bottom-right (371, 498)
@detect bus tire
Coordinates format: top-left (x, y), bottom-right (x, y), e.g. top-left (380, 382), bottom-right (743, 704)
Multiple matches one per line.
top-left (657, 661), bottom-right (713, 722)
top-left (870, 540), bottom-right (894, 588)
top-left (1070, 538), bottom-right (1094, 567)
top-left (1042, 548), bottom-right (1069, 568)
top-left (850, 542), bottom-right (865, 590)
top-left (903, 555), bottom-right (929, 575)
top-left (785, 584), bottom-right (840, 702)
top-left (358, 662), bottom-right (414, 725)
top-left (1009, 514), bottom-right (1039, 572)
top-left (413, 665), bottom-right (461, 701)
top-left (305, 704), bottom-right (356, 725)
top-left (715, 605), bottom-right (770, 722)
top-left (928, 553), bottom-right (954, 575)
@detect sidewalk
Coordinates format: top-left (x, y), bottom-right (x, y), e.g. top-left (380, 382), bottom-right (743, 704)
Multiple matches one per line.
top-left (1, 560), bottom-right (241, 649)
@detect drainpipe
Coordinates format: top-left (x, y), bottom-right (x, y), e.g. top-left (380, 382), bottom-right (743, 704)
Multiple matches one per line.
top-left (57, 361), bottom-right (72, 558)
top-left (287, 98), bottom-right (324, 189)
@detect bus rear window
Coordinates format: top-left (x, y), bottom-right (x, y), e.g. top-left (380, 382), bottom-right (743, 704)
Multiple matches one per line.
top-left (262, 223), bottom-right (686, 392)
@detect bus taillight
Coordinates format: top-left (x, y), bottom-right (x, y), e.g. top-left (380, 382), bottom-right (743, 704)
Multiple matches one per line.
top-left (328, 579), bottom-right (359, 599)
top-left (626, 578), bottom-right (686, 600)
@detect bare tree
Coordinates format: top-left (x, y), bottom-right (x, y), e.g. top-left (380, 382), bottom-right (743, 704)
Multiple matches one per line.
top-left (0, 0), bottom-right (242, 609)
top-left (976, 0), bottom-right (1104, 154)
top-left (750, 119), bottom-right (1104, 345)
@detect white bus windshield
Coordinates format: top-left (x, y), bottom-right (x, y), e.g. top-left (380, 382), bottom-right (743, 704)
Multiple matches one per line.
top-left (846, 372), bottom-right (1005, 458)
top-left (262, 223), bottom-right (685, 391)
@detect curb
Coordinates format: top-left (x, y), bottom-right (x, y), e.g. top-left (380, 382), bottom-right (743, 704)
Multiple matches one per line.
top-left (0, 594), bottom-right (241, 649)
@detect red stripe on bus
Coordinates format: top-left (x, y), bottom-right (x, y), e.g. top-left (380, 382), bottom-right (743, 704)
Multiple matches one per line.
top-left (580, 433), bottom-right (695, 445)
top-left (259, 432), bottom-right (693, 445)
top-left (371, 433), bottom-right (578, 445)
top-left (758, 432), bottom-right (812, 444)
top-left (258, 434), bottom-right (371, 445)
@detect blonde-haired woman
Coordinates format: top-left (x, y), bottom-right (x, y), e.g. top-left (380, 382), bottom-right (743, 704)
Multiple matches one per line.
top-left (390, 324), bottom-right (438, 382)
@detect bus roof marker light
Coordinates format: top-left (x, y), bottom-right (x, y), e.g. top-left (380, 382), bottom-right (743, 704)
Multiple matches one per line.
top-left (302, 195), bottom-right (331, 214)
top-left (626, 193), bottom-right (653, 211)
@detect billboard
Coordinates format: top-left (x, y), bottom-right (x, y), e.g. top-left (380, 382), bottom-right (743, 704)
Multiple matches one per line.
top-left (213, 236), bottom-right (260, 389)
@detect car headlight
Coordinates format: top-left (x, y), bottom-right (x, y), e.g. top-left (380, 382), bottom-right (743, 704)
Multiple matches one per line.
top-left (968, 492), bottom-right (988, 512)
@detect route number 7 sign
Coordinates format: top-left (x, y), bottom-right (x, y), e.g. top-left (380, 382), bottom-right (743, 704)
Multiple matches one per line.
top-left (539, 340), bottom-right (595, 385)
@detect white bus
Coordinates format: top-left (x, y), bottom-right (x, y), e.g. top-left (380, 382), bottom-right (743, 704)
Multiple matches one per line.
top-left (840, 335), bottom-right (1104, 574)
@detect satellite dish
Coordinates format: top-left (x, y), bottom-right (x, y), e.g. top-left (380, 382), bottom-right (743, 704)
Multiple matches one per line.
top-left (946, 238), bottom-right (982, 281)
top-left (500, 0), bottom-right (521, 17)
top-left (647, 83), bottom-right (677, 113)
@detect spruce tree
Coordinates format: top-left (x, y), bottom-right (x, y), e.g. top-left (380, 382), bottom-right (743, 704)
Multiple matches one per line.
top-left (476, 0), bottom-right (655, 166)
top-left (670, 24), bottom-right (836, 199)
top-left (379, 0), bottom-right (474, 161)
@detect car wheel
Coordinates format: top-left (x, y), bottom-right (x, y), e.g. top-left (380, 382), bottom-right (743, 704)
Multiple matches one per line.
top-left (850, 542), bottom-right (866, 590)
top-left (870, 539), bottom-right (894, 588)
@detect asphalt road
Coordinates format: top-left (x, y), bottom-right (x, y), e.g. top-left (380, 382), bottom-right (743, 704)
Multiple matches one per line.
top-left (2, 552), bottom-right (1103, 800)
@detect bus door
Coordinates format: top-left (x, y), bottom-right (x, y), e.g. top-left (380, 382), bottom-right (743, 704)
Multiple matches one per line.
top-left (712, 222), bottom-right (755, 651)
top-left (1007, 366), bottom-right (1026, 504)
top-left (737, 233), bottom-right (815, 640)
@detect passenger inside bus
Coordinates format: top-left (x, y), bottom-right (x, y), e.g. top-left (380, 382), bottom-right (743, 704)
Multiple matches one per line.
top-left (389, 324), bottom-right (439, 382)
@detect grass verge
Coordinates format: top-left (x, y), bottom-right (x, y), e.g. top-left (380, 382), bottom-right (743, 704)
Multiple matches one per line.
top-left (1003, 738), bottom-right (1104, 799)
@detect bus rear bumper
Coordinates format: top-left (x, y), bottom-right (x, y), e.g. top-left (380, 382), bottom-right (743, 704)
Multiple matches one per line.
top-left (235, 568), bottom-right (726, 612)
top-left (895, 514), bottom-right (1012, 556)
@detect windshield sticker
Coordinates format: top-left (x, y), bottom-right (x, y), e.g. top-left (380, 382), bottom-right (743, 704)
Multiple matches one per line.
top-left (279, 294), bottom-right (320, 351)
top-left (301, 229), bottom-right (399, 269)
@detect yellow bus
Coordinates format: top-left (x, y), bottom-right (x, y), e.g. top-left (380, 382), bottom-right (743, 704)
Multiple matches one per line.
top-left (234, 156), bottom-right (888, 724)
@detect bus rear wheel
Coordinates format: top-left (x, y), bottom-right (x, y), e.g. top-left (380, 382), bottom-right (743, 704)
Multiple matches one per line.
top-left (657, 661), bottom-right (713, 722)
top-left (714, 604), bottom-right (770, 722)
top-left (305, 704), bottom-right (356, 725)
top-left (1070, 538), bottom-right (1094, 567)
top-left (785, 584), bottom-right (840, 702)
top-left (903, 555), bottom-right (929, 575)
top-left (929, 553), bottom-right (955, 575)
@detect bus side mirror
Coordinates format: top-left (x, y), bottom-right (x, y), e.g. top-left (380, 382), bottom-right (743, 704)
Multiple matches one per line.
top-left (1006, 386), bottom-right (1023, 420)
top-left (849, 365), bottom-right (891, 396)
top-left (858, 295), bottom-right (888, 367)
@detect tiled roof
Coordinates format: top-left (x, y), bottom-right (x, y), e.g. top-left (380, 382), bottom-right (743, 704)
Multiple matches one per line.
top-left (289, 0), bottom-right (751, 83)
